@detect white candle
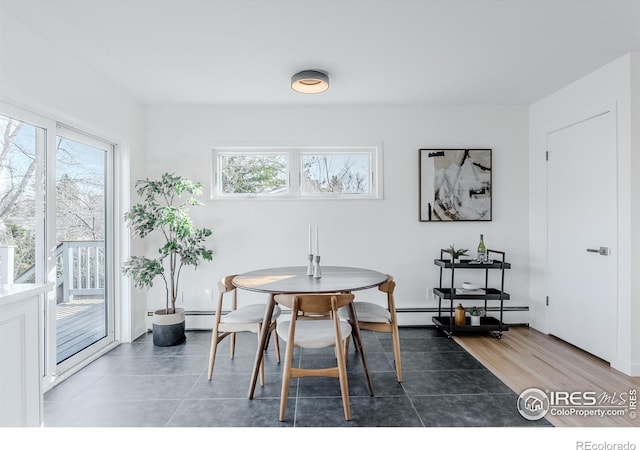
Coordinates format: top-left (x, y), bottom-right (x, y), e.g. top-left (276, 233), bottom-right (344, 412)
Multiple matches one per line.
top-left (308, 224), bottom-right (312, 254)
top-left (315, 224), bottom-right (319, 255)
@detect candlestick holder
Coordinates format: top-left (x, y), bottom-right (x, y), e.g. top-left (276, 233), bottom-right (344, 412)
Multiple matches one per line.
top-left (307, 253), bottom-right (314, 276)
top-left (313, 255), bottom-right (322, 278)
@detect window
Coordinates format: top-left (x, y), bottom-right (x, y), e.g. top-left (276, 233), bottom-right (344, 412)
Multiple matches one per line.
top-left (212, 144), bottom-right (382, 199)
top-left (301, 151), bottom-right (371, 196)
top-left (218, 151), bottom-right (289, 196)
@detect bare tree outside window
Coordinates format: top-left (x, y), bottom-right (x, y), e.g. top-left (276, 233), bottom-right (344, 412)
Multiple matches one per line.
top-left (0, 115), bottom-right (106, 281)
top-left (56, 137), bottom-right (106, 241)
top-left (0, 116), bottom-right (40, 281)
top-left (302, 153), bottom-right (370, 195)
top-left (212, 145), bottom-right (380, 199)
top-left (219, 153), bottom-right (288, 195)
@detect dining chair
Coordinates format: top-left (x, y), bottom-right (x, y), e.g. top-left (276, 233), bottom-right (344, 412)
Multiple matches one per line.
top-left (274, 293), bottom-right (355, 421)
top-left (339, 275), bottom-right (402, 382)
top-left (207, 275), bottom-right (281, 385)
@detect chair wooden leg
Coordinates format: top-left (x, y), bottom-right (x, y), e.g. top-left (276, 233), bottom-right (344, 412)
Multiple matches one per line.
top-left (335, 335), bottom-right (347, 359)
top-left (391, 324), bottom-right (402, 383)
top-left (335, 338), bottom-right (351, 421)
top-left (272, 325), bottom-right (281, 363)
top-left (279, 339), bottom-right (295, 421)
top-left (257, 332), bottom-right (265, 386)
top-left (207, 328), bottom-right (220, 380)
top-left (230, 332), bottom-right (236, 359)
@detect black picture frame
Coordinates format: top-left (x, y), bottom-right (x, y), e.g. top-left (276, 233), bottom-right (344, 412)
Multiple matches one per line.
top-left (419, 149), bottom-right (492, 222)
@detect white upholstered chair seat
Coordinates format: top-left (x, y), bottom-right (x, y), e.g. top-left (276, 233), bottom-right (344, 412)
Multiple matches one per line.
top-left (277, 319), bottom-right (351, 348)
top-left (223, 304), bottom-right (281, 324)
top-left (339, 302), bottom-right (390, 323)
top-left (339, 275), bottom-right (403, 383)
top-left (208, 275), bottom-right (281, 383)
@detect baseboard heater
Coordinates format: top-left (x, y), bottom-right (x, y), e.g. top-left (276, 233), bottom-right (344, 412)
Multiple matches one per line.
top-left (146, 305), bottom-right (530, 328)
top-left (146, 310), bottom-right (221, 316)
top-left (395, 306), bottom-right (529, 313)
top-left (146, 305), bottom-right (529, 315)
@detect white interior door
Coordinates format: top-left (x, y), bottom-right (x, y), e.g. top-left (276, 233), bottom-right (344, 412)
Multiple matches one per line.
top-left (547, 110), bottom-right (617, 362)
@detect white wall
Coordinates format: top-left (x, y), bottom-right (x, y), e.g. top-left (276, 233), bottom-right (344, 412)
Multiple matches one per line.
top-left (529, 53), bottom-right (640, 376)
top-left (0, 12), bottom-right (146, 342)
top-left (143, 105), bottom-right (530, 329)
top-left (0, 9), bottom-right (532, 344)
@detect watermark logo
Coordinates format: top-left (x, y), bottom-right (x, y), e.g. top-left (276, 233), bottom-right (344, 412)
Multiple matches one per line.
top-left (517, 387), bottom-right (637, 421)
top-left (517, 388), bottom-right (550, 420)
top-left (576, 442), bottom-right (636, 450)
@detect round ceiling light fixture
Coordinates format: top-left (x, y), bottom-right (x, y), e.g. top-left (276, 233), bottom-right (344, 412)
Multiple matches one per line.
top-left (291, 70), bottom-right (329, 94)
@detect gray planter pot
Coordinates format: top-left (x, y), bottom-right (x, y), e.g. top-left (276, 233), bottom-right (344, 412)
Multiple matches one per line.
top-left (152, 308), bottom-right (186, 346)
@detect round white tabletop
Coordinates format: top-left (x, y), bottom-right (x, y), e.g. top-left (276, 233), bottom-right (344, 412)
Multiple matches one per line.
top-left (233, 265), bottom-right (388, 294)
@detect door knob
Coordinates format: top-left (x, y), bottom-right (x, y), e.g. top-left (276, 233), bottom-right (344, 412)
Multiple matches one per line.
top-left (586, 247), bottom-right (609, 256)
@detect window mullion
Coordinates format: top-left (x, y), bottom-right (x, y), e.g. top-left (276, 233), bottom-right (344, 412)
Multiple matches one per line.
top-left (289, 148), bottom-right (300, 197)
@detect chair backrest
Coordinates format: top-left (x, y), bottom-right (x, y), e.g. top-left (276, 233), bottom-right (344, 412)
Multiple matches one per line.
top-left (378, 279), bottom-right (395, 295)
top-left (216, 275), bottom-right (238, 317)
top-left (378, 276), bottom-right (397, 314)
top-left (218, 275), bottom-right (237, 294)
top-left (274, 293), bottom-right (354, 316)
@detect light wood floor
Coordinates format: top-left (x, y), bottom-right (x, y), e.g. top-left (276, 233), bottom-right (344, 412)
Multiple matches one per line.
top-left (455, 326), bottom-right (640, 427)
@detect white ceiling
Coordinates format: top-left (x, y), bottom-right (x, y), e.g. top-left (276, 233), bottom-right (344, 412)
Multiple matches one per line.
top-left (1, 0), bottom-right (639, 106)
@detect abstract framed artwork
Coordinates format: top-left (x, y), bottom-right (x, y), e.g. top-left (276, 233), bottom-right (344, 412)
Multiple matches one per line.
top-left (419, 149), bottom-right (492, 222)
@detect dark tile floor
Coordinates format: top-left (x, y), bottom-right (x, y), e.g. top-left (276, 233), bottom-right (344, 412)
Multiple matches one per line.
top-left (43, 326), bottom-right (552, 428)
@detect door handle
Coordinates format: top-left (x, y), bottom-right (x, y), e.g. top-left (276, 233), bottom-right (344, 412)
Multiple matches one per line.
top-left (586, 247), bottom-right (609, 256)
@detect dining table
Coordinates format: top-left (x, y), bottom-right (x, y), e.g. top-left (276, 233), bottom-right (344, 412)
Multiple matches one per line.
top-left (232, 265), bottom-right (388, 399)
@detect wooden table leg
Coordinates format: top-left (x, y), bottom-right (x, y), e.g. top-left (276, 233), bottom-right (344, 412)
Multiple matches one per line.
top-left (248, 294), bottom-right (276, 399)
top-left (347, 302), bottom-right (374, 396)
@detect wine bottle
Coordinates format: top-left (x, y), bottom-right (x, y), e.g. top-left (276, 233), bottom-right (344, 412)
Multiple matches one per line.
top-left (477, 234), bottom-right (486, 262)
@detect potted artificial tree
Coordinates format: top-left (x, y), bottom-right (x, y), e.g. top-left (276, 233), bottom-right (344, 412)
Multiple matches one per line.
top-left (123, 172), bottom-right (213, 346)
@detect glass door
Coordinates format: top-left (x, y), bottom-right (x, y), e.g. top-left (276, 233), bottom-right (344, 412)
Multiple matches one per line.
top-left (1, 103), bottom-right (117, 388)
top-left (54, 126), bottom-right (114, 372)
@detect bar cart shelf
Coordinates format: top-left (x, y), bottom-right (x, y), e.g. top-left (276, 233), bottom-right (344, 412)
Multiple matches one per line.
top-left (432, 249), bottom-right (510, 339)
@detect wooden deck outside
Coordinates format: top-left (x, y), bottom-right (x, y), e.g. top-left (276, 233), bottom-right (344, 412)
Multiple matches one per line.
top-left (56, 298), bottom-right (106, 363)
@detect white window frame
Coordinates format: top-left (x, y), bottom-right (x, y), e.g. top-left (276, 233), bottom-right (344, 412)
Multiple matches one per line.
top-left (211, 142), bottom-right (383, 200)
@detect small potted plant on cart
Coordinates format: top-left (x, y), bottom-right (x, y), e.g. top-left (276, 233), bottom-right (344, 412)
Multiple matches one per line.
top-left (444, 244), bottom-right (469, 264)
top-left (470, 306), bottom-right (483, 326)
